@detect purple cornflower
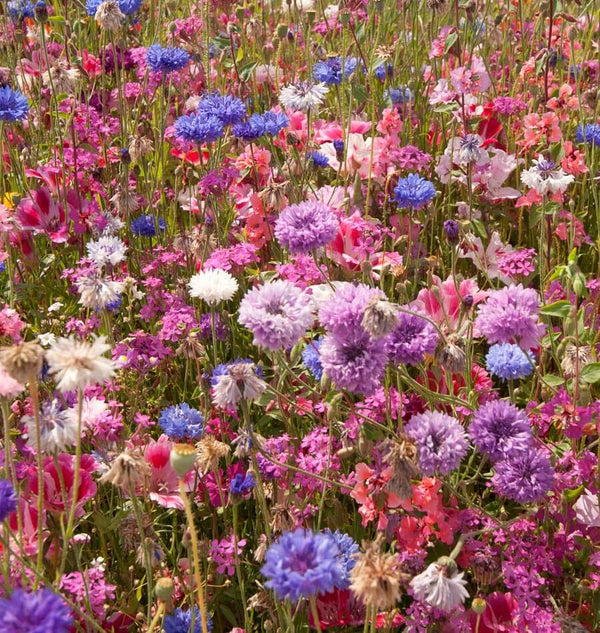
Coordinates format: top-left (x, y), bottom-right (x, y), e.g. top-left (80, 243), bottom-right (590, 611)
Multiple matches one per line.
top-left (469, 400), bottom-right (532, 462)
top-left (130, 214), bottom-right (166, 236)
top-left (0, 479), bottom-right (17, 521)
top-left (318, 282), bottom-right (384, 339)
top-left (387, 309), bottom-right (438, 365)
top-left (198, 312), bottom-right (228, 341)
top-left (0, 588), bottom-right (73, 633)
top-left (319, 331), bottom-right (388, 395)
top-left (164, 607), bottom-right (213, 633)
top-left (475, 284), bottom-right (545, 350)
top-left (443, 219), bottom-right (460, 244)
top-left (174, 113), bottom-right (224, 144)
top-left (146, 45), bottom-right (190, 73)
top-left (275, 201), bottom-right (339, 254)
top-left (158, 403), bottom-right (204, 440)
top-left (261, 529), bottom-right (345, 602)
top-left (492, 448), bottom-right (554, 503)
top-left (302, 337), bottom-right (324, 381)
top-left (393, 173), bottom-right (436, 210)
top-left (229, 472), bottom-right (255, 495)
top-left (406, 410), bottom-right (468, 475)
top-left (485, 343), bottom-right (534, 381)
top-left (325, 530), bottom-right (359, 588)
top-left (238, 280), bottom-right (314, 350)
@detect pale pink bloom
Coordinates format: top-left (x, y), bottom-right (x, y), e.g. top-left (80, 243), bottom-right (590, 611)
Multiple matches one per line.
top-left (313, 119), bottom-right (371, 143)
top-left (144, 435), bottom-right (192, 510)
top-left (319, 133), bottom-right (379, 179)
top-left (575, 490), bottom-right (600, 528)
top-left (429, 78), bottom-right (456, 106)
top-left (459, 231), bottom-right (514, 283)
top-left (0, 365), bottom-right (24, 398)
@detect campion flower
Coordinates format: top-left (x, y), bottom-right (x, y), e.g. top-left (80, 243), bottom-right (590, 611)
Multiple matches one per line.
top-left (469, 400), bottom-right (532, 462)
top-left (46, 336), bottom-right (115, 392)
top-left (174, 113), bottom-right (224, 144)
top-left (0, 85), bottom-right (29, 121)
top-left (313, 56), bottom-right (359, 84)
top-left (274, 200), bottom-right (339, 254)
top-left (406, 410), bottom-right (468, 475)
top-left (146, 44), bottom-right (190, 74)
top-left (86, 235), bottom-right (127, 268)
top-left (492, 448), bottom-right (554, 503)
top-left (238, 280), bottom-right (314, 350)
top-left (319, 332), bottom-right (388, 395)
top-left (130, 214), bottom-right (166, 236)
top-left (302, 337), bottom-right (324, 380)
top-left (485, 343), bottom-right (534, 381)
top-left (410, 557), bottom-right (469, 612)
top-left (188, 269), bottom-right (238, 305)
top-left (261, 529), bottom-right (345, 602)
top-left (0, 479), bottom-right (17, 521)
top-left (475, 284), bottom-right (545, 350)
top-left (163, 607), bottom-right (213, 633)
top-left (158, 404), bottom-right (204, 440)
top-left (0, 588), bottom-right (73, 632)
top-left (212, 361), bottom-right (267, 409)
top-left (393, 173), bottom-right (436, 210)
top-left (520, 157), bottom-right (574, 195)
top-left (575, 123), bottom-right (600, 145)
top-left (22, 399), bottom-right (79, 452)
top-left (279, 81), bottom-right (329, 113)
top-left (387, 309), bottom-right (439, 365)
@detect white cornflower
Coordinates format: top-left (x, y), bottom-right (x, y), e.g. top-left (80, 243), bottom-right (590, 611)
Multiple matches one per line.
top-left (279, 81), bottom-right (329, 113)
top-left (94, 0), bottom-right (125, 30)
top-left (48, 301), bottom-right (64, 313)
top-left (86, 235), bottom-right (127, 268)
top-left (520, 156), bottom-right (574, 196)
top-left (42, 60), bottom-right (80, 94)
top-left (188, 268), bottom-right (238, 305)
top-left (77, 274), bottom-right (124, 310)
top-left (46, 336), bottom-right (116, 392)
top-left (22, 399), bottom-right (79, 452)
top-left (212, 362), bottom-right (267, 409)
top-left (410, 557), bottom-right (469, 612)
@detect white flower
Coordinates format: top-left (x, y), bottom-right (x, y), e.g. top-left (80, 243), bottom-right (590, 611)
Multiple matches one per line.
top-left (574, 490), bottom-right (600, 528)
top-left (94, 0), bottom-right (125, 30)
top-left (48, 302), bottom-right (64, 313)
top-left (410, 559), bottom-right (469, 612)
top-left (22, 399), bottom-right (79, 452)
top-left (86, 235), bottom-right (127, 268)
top-left (189, 269), bottom-right (238, 305)
top-left (212, 362), bottom-right (267, 409)
top-left (459, 231), bottom-right (513, 283)
top-left (46, 336), bottom-right (116, 392)
top-left (77, 274), bottom-right (124, 310)
top-left (66, 397), bottom-right (109, 433)
top-left (279, 82), bottom-right (329, 113)
top-left (520, 156), bottom-right (574, 196)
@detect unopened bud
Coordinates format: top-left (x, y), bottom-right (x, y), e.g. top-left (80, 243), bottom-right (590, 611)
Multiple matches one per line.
top-left (170, 444), bottom-right (197, 477)
top-left (155, 577), bottom-right (174, 602)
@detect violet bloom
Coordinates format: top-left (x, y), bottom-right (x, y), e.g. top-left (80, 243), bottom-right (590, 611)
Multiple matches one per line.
top-left (387, 308), bottom-right (438, 365)
top-left (0, 588), bottom-right (73, 632)
top-left (492, 448), bottom-right (554, 503)
top-left (275, 201), bottom-right (339, 254)
top-left (319, 331), bottom-right (388, 395)
top-left (238, 280), bottom-right (314, 350)
top-left (468, 400), bottom-right (532, 462)
top-left (406, 410), bottom-right (468, 475)
top-left (475, 284), bottom-right (546, 350)
top-left (261, 529), bottom-right (345, 602)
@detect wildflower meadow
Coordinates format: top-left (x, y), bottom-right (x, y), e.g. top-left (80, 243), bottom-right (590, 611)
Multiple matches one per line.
top-left (1, 0), bottom-right (600, 630)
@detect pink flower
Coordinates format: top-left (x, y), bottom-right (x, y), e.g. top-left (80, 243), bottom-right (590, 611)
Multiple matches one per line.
top-left (144, 435), bottom-right (192, 510)
top-left (350, 463), bottom-right (402, 530)
top-left (16, 187), bottom-right (69, 243)
top-left (468, 592), bottom-right (519, 632)
top-left (0, 365), bottom-right (23, 398)
top-left (209, 533), bottom-right (246, 576)
top-left (460, 232), bottom-right (514, 282)
top-left (574, 490), bottom-right (600, 528)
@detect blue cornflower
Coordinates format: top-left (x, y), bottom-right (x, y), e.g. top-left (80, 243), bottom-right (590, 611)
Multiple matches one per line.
top-left (105, 296), bottom-right (122, 312)
top-left (174, 113), bottom-right (224, 144)
top-left (86, 0), bottom-right (140, 15)
top-left (146, 45), bottom-right (190, 74)
top-left (130, 214), bottom-right (166, 237)
top-left (232, 114), bottom-right (266, 141)
top-left (7, 0), bottom-right (34, 21)
top-left (0, 480), bottom-right (17, 521)
top-left (393, 173), bottom-right (436, 210)
top-left (309, 151), bottom-right (329, 167)
top-left (158, 403), bottom-right (204, 440)
top-left (485, 343), bottom-right (534, 381)
top-left (313, 56), bottom-right (360, 85)
top-left (229, 472), bottom-right (255, 495)
top-left (0, 86), bottom-right (29, 122)
top-left (576, 123), bottom-right (600, 146)
top-left (261, 529), bottom-right (345, 602)
top-left (0, 262), bottom-right (5, 273)
top-left (374, 63), bottom-right (393, 81)
top-left (0, 588), bottom-right (73, 633)
top-left (302, 338), bottom-right (324, 380)
top-left (325, 529), bottom-right (359, 588)
top-left (333, 139), bottom-right (344, 156)
top-left (164, 607), bottom-right (213, 633)
top-left (261, 110), bottom-right (289, 135)
top-left (386, 86), bottom-right (414, 105)
top-left (197, 92), bottom-right (247, 126)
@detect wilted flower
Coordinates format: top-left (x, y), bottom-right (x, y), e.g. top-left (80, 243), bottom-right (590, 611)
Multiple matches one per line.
top-left (212, 361), bottom-right (267, 409)
top-left (410, 557), bottom-right (469, 612)
top-left (94, 0), bottom-right (125, 30)
top-left (0, 341), bottom-right (44, 384)
top-left (100, 450), bottom-right (150, 490)
top-left (361, 298), bottom-right (398, 338)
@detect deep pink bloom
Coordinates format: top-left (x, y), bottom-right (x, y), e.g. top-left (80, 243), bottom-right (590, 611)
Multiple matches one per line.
top-left (16, 188), bottom-right (69, 243)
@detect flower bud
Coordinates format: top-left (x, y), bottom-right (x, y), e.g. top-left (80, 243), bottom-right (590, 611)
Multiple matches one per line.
top-left (170, 443), bottom-right (197, 477)
top-left (471, 597), bottom-right (487, 615)
top-left (155, 577), bottom-right (174, 602)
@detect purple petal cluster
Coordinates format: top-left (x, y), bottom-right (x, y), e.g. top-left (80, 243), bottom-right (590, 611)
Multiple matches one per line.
top-left (475, 284), bottom-right (545, 350)
top-left (146, 44), bottom-right (190, 73)
top-left (406, 410), bottom-right (468, 475)
top-left (468, 400), bottom-right (532, 462)
top-left (0, 479), bottom-right (17, 521)
top-left (387, 309), bottom-right (438, 365)
top-left (261, 528), bottom-right (345, 602)
top-left (238, 280), bottom-right (314, 350)
top-left (492, 448), bottom-right (554, 503)
top-left (275, 201), bottom-right (339, 254)
top-left (0, 588), bottom-right (73, 633)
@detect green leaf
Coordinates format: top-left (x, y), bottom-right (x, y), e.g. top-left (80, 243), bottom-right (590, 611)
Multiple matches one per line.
top-left (540, 300), bottom-right (572, 318)
top-left (433, 102), bottom-right (459, 113)
top-left (444, 31), bottom-right (458, 55)
top-left (581, 362), bottom-right (600, 384)
top-left (351, 84), bottom-right (368, 105)
top-left (563, 485), bottom-right (583, 503)
top-left (541, 374), bottom-right (565, 387)
top-left (236, 45), bottom-right (244, 64)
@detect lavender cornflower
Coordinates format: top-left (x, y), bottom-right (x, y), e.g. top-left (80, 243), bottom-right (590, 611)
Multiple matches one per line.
top-left (163, 607), bottom-right (213, 633)
top-left (174, 113), bottom-right (224, 144)
top-left (485, 343), bottom-right (534, 381)
top-left (475, 284), bottom-right (545, 350)
top-left (0, 479), bottom-right (17, 521)
top-left (275, 201), bottom-right (339, 254)
top-left (576, 123), bottom-right (600, 145)
top-left (158, 404), bottom-right (204, 440)
top-left (319, 331), bottom-right (388, 395)
top-left (406, 410), bottom-right (468, 475)
top-left (387, 309), bottom-right (439, 365)
top-left (468, 400), bottom-right (532, 462)
top-left (238, 280), bottom-right (314, 350)
top-left (313, 56), bottom-right (359, 84)
top-left (492, 448), bottom-right (554, 503)
top-left (393, 173), bottom-right (436, 210)
top-left (146, 45), bottom-right (190, 73)
top-left (0, 86), bottom-right (29, 122)
top-left (261, 529), bottom-right (345, 602)
top-left (302, 337), bottom-right (324, 381)
top-left (0, 588), bottom-right (73, 633)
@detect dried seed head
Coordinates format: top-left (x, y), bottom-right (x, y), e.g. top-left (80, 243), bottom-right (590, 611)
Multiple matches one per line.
top-left (383, 437), bottom-right (419, 499)
top-left (0, 341), bottom-right (44, 384)
top-left (100, 450), bottom-right (150, 490)
top-left (196, 435), bottom-right (230, 474)
top-left (361, 298), bottom-right (399, 338)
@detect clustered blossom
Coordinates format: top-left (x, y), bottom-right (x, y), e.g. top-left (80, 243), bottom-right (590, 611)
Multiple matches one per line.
top-left (274, 201), bottom-right (339, 254)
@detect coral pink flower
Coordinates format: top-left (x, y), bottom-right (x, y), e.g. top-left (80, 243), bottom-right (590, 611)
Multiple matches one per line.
top-left (521, 112), bottom-right (562, 149)
top-left (350, 462), bottom-right (402, 530)
top-left (144, 434), bottom-right (192, 510)
top-left (8, 499), bottom-right (47, 556)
